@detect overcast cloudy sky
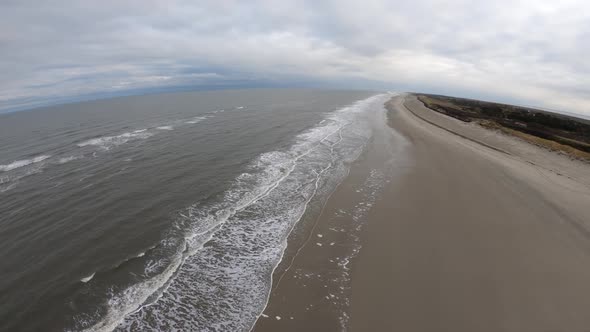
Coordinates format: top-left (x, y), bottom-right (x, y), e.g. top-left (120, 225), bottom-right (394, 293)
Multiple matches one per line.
top-left (1, 0), bottom-right (589, 115)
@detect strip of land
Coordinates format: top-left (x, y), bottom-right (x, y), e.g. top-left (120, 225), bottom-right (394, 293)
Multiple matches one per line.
top-left (254, 93), bottom-right (590, 332)
top-left (416, 93), bottom-right (590, 161)
top-left (351, 94), bottom-right (590, 332)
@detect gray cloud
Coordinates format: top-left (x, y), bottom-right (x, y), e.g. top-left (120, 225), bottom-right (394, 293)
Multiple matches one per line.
top-left (1, 0), bottom-right (589, 115)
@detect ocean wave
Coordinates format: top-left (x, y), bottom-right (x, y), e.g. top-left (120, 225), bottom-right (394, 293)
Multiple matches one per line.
top-left (77, 130), bottom-right (154, 150)
top-left (0, 175), bottom-right (10, 185)
top-left (0, 181), bottom-right (17, 193)
top-left (155, 126), bottom-right (173, 131)
top-left (185, 116), bottom-right (209, 124)
top-left (0, 157), bottom-right (50, 193)
top-left (58, 155), bottom-right (81, 164)
top-left (69, 94), bottom-right (388, 332)
top-left (0, 155), bottom-right (51, 172)
top-left (73, 239), bottom-right (186, 332)
top-left (80, 273), bottom-right (96, 283)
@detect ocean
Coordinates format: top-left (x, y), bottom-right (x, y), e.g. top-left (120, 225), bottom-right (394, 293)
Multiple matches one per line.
top-left (0, 89), bottom-right (389, 331)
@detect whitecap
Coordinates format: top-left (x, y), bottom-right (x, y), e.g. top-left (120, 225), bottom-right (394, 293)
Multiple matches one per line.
top-left (185, 116), bottom-right (208, 124)
top-left (76, 245), bottom-right (185, 332)
top-left (0, 155), bottom-right (51, 172)
top-left (74, 94), bottom-right (389, 332)
top-left (77, 130), bottom-right (153, 150)
top-left (155, 126), bottom-right (173, 131)
top-left (58, 156), bottom-right (80, 164)
top-left (81, 273), bottom-right (96, 283)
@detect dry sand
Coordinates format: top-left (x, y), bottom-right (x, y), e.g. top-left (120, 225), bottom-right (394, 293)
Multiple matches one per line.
top-left (254, 94), bottom-right (590, 332)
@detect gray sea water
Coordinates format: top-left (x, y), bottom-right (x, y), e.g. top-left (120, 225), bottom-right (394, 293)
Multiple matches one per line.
top-left (0, 89), bottom-right (390, 331)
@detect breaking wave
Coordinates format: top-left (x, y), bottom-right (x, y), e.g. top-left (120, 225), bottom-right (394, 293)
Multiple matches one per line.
top-left (67, 94), bottom-right (388, 332)
top-left (58, 155), bottom-right (80, 164)
top-left (0, 155), bottom-right (51, 172)
top-left (77, 130), bottom-right (155, 151)
top-left (81, 273), bottom-right (96, 283)
top-left (185, 116), bottom-right (210, 124)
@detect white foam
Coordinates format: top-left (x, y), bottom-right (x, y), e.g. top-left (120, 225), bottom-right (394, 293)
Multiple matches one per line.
top-left (81, 273), bottom-right (96, 283)
top-left (0, 182), bottom-right (17, 193)
top-left (77, 130), bottom-right (154, 150)
top-left (156, 126), bottom-right (173, 131)
top-left (0, 155), bottom-right (51, 172)
top-left (185, 116), bottom-right (209, 124)
top-left (58, 156), bottom-right (80, 164)
top-left (0, 164), bottom-right (46, 192)
top-left (74, 94), bottom-right (389, 332)
top-left (76, 242), bottom-right (185, 332)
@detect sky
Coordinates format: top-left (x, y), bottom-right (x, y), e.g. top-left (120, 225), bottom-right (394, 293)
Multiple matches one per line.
top-left (1, 0), bottom-right (589, 115)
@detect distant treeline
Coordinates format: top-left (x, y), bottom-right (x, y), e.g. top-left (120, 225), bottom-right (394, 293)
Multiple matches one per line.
top-left (415, 94), bottom-right (590, 155)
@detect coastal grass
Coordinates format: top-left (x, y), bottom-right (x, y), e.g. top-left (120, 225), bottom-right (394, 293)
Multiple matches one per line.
top-left (416, 94), bottom-right (590, 162)
top-left (479, 120), bottom-right (590, 161)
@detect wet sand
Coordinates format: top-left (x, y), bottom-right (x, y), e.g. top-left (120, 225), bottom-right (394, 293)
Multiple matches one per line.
top-left (254, 94), bottom-right (590, 332)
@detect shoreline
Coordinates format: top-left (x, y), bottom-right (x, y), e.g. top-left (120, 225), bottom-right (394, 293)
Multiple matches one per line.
top-left (252, 93), bottom-right (409, 331)
top-left (253, 93), bottom-right (590, 332)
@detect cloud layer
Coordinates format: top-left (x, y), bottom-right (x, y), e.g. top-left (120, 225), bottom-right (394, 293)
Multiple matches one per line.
top-left (1, 0), bottom-right (589, 115)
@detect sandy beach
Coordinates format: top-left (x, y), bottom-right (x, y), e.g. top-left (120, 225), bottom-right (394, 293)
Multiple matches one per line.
top-left (254, 93), bottom-right (590, 332)
top-left (352, 95), bottom-right (590, 332)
